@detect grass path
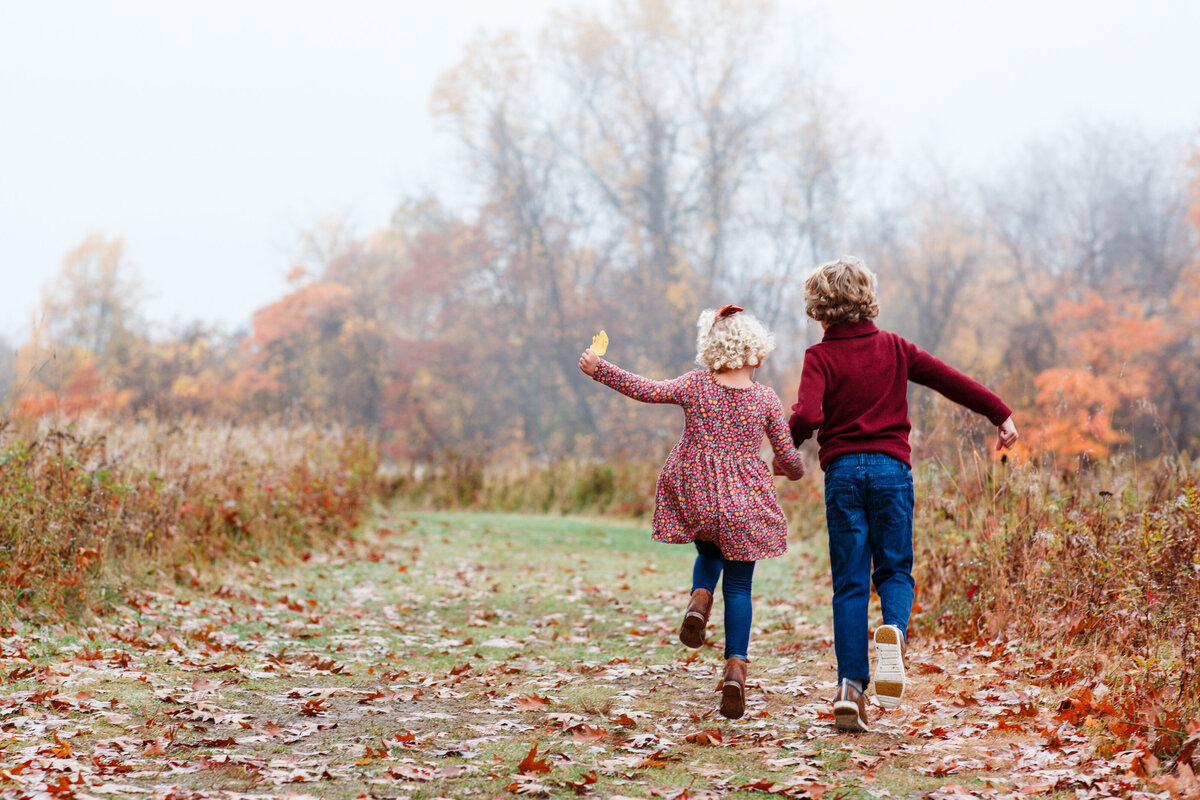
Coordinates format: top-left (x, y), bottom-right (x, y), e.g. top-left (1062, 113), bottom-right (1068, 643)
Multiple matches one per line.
top-left (0, 512), bottom-right (1154, 799)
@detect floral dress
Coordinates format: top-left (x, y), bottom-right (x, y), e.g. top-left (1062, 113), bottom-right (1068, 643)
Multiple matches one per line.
top-left (593, 360), bottom-right (806, 561)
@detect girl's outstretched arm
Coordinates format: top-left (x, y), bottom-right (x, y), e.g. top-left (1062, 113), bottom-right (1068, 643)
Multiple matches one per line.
top-left (579, 348), bottom-right (690, 405)
top-left (765, 392), bottom-right (806, 480)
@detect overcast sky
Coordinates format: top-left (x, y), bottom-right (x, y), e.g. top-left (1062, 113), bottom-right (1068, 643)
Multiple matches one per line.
top-left (2, 0), bottom-right (1199, 344)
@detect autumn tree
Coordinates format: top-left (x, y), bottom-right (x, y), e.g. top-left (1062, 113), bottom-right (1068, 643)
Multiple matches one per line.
top-left (982, 123), bottom-right (1193, 377)
top-left (40, 236), bottom-right (144, 371)
top-left (13, 236), bottom-right (146, 416)
top-left (1022, 293), bottom-right (1169, 463)
top-left (428, 0), bottom-right (863, 457)
top-left (979, 126), bottom-right (1196, 462)
top-left (1150, 153), bottom-right (1200, 454)
top-left (125, 323), bottom-right (241, 418)
top-left (539, 0), bottom-right (864, 368)
top-left (232, 277), bottom-right (382, 422)
top-left (385, 202), bottom-right (515, 459)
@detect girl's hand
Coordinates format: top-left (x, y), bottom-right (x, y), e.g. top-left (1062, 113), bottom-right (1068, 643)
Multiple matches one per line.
top-left (772, 455), bottom-right (805, 480)
top-left (579, 348), bottom-right (599, 377)
top-left (996, 416), bottom-right (1019, 450)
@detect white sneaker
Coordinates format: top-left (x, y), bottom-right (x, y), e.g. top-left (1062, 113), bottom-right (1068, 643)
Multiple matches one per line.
top-left (873, 624), bottom-right (906, 709)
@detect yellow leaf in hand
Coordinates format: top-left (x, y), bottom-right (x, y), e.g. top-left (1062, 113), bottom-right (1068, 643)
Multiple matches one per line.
top-left (591, 330), bottom-right (608, 357)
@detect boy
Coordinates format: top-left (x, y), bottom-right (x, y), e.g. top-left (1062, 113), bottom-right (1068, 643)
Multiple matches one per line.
top-left (785, 256), bottom-right (1017, 732)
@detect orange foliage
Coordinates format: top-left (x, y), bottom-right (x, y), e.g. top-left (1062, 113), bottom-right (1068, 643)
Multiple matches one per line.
top-left (242, 283), bottom-right (355, 361)
top-left (1028, 367), bottom-right (1128, 462)
top-left (14, 361), bottom-right (127, 419)
top-left (1022, 291), bottom-right (1171, 464)
top-left (232, 282), bottom-right (355, 410)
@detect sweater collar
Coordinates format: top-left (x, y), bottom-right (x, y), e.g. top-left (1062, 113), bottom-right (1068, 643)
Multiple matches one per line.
top-left (822, 319), bottom-right (879, 341)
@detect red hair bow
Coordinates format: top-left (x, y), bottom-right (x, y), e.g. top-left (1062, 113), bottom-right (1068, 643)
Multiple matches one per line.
top-left (716, 304), bottom-right (743, 319)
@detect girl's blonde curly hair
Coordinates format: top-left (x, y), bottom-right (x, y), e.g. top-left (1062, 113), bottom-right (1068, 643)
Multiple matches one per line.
top-left (804, 255), bottom-right (880, 325)
top-left (695, 308), bottom-right (776, 371)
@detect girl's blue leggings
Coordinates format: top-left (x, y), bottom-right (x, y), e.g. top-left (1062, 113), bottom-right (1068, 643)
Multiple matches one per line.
top-left (691, 539), bottom-right (756, 661)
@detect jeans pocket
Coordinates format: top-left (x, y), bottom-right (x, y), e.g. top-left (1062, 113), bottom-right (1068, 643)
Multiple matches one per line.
top-left (867, 478), bottom-right (915, 523)
top-left (866, 459), bottom-right (911, 488)
top-left (823, 473), bottom-right (856, 503)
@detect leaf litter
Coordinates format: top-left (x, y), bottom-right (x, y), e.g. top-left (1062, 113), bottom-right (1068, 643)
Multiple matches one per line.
top-left (0, 512), bottom-right (1189, 799)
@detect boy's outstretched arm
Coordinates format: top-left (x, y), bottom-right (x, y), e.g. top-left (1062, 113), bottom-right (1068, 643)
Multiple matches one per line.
top-left (906, 342), bottom-right (1017, 445)
top-left (766, 394), bottom-right (806, 480)
top-left (788, 352), bottom-right (826, 447)
top-left (579, 347), bottom-right (690, 405)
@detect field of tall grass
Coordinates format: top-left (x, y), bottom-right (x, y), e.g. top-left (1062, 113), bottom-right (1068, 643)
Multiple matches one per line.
top-left (912, 452), bottom-right (1200, 759)
top-left (0, 417), bottom-right (379, 619)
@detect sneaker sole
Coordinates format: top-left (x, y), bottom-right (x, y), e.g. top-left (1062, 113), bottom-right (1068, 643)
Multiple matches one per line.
top-left (833, 699), bottom-right (870, 732)
top-left (719, 681), bottom-right (744, 720)
top-left (679, 613), bottom-right (706, 649)
top-left (874, 625), bottom-right (905, 710)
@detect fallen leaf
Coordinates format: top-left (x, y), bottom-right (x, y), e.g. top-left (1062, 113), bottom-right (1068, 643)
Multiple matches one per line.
top-left (684, 729), bottom-right (722, 746)
top-left (566, 724), bottom-right (609, 742)
top-left (514, 694), bottom-right (551, 711)
top-left (566, 770), bottom-right (599, 794)
top-left (518, 742), bottom-right (552, 774)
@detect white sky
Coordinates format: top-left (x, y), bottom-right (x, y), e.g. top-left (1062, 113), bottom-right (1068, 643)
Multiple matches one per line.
top-left (2, 0), bottom-right (1199, 344)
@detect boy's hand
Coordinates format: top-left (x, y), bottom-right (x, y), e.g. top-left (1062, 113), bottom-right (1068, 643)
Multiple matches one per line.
top-left (996, 416), bottom-right (1018, 450)
top-left (579, 348), bottom-right (599, 377)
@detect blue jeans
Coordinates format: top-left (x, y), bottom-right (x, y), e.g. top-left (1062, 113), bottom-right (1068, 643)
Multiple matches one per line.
top-left (823, 452), bottom-right (915, 686)
top-left (691, 540), bottom-right (756, 661)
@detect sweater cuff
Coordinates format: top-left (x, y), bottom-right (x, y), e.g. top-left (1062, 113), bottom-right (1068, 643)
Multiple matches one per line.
top-left (987, 401), bottom-right (1013, 428)
top-left (788, 416), bottom-right (812, 447)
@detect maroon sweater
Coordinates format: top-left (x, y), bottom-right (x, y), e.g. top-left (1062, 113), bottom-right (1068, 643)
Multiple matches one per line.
top-left (788, 320), bottom-right (1012, 469)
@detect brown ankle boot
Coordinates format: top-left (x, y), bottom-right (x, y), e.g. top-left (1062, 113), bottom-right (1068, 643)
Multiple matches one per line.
top-left (718, 657), bottom-right (747, 720)
top-left (679, 589), bottom-right (713, 648)
top-left (833, 678), bottom-right (871, 732)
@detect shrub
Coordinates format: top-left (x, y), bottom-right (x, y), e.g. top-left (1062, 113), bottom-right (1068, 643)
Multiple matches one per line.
top-left (0, 417), bottom-right (380, 619)
top-left (911, 452), bottom-right (1200, 758)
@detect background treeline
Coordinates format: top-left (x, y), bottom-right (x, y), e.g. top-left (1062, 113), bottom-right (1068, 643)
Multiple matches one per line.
top-left (2, 1), bottom-right (1198, 470)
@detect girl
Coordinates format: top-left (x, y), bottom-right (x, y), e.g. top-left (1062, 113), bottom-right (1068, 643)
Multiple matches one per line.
top-left (578, 305), bottom-right (806, 719)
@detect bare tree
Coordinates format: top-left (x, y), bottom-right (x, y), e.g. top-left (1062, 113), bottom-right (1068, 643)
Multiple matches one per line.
top-left (424, 1), bottom-right (865, 456)
top-left (39, 236), bottom-right (145, 372)
top-left (866, 157), bottom-right (986, 357)
top-left (982, 122), bottom-right (1193, 372)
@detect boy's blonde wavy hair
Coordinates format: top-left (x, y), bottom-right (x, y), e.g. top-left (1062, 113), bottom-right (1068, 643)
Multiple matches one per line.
top-left (804, 255), bottom-right (880, 325)
top-left (695, 308), bottom-right (776, 371)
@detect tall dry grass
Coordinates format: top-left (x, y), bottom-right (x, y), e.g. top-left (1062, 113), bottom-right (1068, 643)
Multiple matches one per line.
top-left (386, 455), bottom-right (663, 517)
top-left (910, 450), bottom-right (1200, 755)
top-left (0, 417), bottom-right (380, 619)
top-left (911, 451), bottom-right (1197, 656)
